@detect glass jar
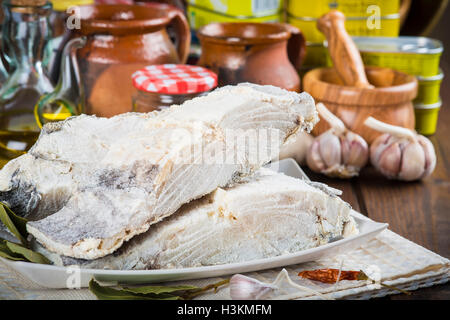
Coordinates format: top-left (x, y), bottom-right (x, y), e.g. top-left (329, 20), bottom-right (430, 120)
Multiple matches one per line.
top-left (133, 91), bottom-right (209, 113)
top-left (131, 64), bottom-right (218, 112)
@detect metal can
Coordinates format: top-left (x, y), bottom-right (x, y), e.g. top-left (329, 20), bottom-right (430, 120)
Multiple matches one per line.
top-left (414, 100), bottom-right (442, 136)
top-left (415, 70), bottom-right (444, 105)
top-left (187, 4), bottom-right (281, 31)
top-left (287, 14), bottom-right (400, 43)
top-left (288, 0), bottom-right (400, 18)
top-left (353, 36), bottom-right (444, 77)
top-left (302, 42), bottom-right (330, 69)
top-left (188, 0), bottom-right (283, 17)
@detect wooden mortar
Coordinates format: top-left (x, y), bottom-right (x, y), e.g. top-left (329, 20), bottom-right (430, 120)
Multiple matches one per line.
top-left (303, 10), bottom-right (417, 144)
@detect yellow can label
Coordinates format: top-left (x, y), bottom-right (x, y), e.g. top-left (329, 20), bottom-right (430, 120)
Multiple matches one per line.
top-left (414, 102), bottom-right (441, 136)
top-left (360, 52), bottom-right (442, 77)
top-left (51, 0), bottom-right (94, 11)
top-left (189, 0), bottom-right (283, 17)
top-left (288, 16), bottom-right (400, 43)
top-left (303, 44), bottom-right (331, 68)
top-left (288, 0), bottom-right (399, 18)
top-left (188, 5), bottom-right (281, 30)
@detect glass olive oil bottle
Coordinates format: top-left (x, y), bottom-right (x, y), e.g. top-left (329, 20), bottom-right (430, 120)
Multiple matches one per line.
top-left (0, 0), bottom-right (54, 165)
top-left (35, 37), bottom-right (86, 128)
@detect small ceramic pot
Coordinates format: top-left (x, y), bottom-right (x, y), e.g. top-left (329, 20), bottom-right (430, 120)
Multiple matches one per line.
top-left (196, 22), bottom-right (306, 91)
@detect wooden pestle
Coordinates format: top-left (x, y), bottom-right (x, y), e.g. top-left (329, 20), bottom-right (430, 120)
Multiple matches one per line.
top-left (317, 10), bottom-right (374, 89)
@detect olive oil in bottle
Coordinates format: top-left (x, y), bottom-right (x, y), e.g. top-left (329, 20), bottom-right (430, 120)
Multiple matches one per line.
top-left (35, 37), bottom-right (86, 127)
top-left (0, 89), bottom-right (41, 160)
top-left (0, 0), bottom-right (54, 164)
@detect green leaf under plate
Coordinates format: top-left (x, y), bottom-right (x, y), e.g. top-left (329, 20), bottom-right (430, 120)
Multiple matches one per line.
top-left (0, 238), bottom-right (51, 264)
top-left (89, 279), bottom-right (181, 300)
top-left (5, 241), bottom-right (51, 264)
top-left (0, 202), bottom-right (28, 246)
top-left (122, 284), bottom-right (199, 295)
top-left (89, 279), bottom-right (230, 300)
top-left (0, 202), bottom-right (52, 265)
top-left (0, 240), bottom-right (25, 261)
top-left (0, 251), bottom-right (25, 261)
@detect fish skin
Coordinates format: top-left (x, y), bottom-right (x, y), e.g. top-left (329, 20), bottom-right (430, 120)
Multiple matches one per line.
top-left (37, 169), bottom-right (358, 270)
top-left (0, 113), bottom-right (157, 220)
top-left (1, 83), bottom-right (318, 260)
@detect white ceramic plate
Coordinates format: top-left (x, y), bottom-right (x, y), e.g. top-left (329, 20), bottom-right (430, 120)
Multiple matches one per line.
top-left (1, 159), bottom-right (388, 289)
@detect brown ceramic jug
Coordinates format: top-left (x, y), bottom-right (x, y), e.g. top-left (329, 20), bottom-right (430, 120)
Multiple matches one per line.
top-left (72, 3), bottom-right (190, 117)
top-left (196, 22), bottom-right (306, 91)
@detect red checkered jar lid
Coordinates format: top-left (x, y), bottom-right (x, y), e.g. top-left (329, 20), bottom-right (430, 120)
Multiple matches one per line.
top-left (132, 64), bottom-right (218, 95)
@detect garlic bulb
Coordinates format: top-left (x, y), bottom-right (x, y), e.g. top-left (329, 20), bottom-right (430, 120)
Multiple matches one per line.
top-left (229, 274), bottom-right (276, 300)
top-left (279, 131), bottom-right (314, 165)
top-left (306, 103), bottom-right (369, 178)
top-left (364, 117), bottom-right (436, 181)
top-left (229, 269), bottom-right (332, 300)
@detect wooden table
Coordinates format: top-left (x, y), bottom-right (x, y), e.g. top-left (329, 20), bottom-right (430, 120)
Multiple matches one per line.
top-left (301, 64), bottom-right (450, 300)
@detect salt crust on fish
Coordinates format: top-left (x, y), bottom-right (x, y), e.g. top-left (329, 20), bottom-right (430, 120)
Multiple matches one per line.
top-left (39, 169), bottom-right (358, 269)
top-left (0, 84), bottom-right (318, 260)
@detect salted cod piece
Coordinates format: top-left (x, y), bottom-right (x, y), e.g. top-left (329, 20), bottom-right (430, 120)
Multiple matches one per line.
top-left (38, 169), bottom-right (358, 269)
top-left (0, 83), bottom-right (318, 260)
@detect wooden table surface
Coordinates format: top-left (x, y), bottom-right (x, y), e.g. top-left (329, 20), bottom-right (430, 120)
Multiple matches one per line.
top-left (301, 61), bottom-right (450, 301)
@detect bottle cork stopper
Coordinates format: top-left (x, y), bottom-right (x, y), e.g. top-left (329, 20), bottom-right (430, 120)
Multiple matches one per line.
top-left (10, 0), bottom-right (48, 6)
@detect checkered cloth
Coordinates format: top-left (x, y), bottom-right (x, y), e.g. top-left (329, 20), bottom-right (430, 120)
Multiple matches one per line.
top-left (132, 64), bottom-right (218, 94)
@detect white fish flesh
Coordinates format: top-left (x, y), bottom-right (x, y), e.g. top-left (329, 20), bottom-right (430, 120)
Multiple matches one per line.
top-left (0, 83), bottom-right (318, 260)
top-left (40, 169), bottom-right (358, 269)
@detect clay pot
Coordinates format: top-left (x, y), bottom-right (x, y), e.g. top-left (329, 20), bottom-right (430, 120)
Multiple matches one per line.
top-left (303, 66), bottom-right (418, 144)
top-left (196, 22), bottom-right (306, 91)
top-left (73, 3), bottom-right (190, 117)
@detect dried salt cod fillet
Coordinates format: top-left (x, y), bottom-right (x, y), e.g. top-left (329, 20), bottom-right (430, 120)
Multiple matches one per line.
top-left (3, 83), bottom-right (318, 260)
top-left (0, 113), bottom-right (158, 221)
top-left (38, 169), bottom-right (358, 269)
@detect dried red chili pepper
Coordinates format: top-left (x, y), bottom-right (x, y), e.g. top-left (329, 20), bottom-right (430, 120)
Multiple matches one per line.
top-left (298, 269), bottom-right (363, 284)
top-left (298, 268), bottom-right (411, 295)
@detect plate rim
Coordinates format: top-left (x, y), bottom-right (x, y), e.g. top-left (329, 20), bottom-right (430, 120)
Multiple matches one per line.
top-left (0, 158), bottom-right (389, 287)
top-left (1, 212), bottom-right (387, 277)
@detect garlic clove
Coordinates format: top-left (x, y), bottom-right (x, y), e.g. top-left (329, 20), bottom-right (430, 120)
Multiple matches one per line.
top-left (230, 269), bottom-right (332, 300)
top-left (399, 141), bottom-right (426, 181)
top-left (279, 131), bottom-right (314, 165)
top-left (369, 133), bottom-right (392, 166)
top-left (376, 141), bottom-right (402, 179)
top-left (229, 274), bottom-right (275, 300)
top-left (365, 117), bottom-right (437, 181)
top-left (307, 139), bottom-right (326, 172)
top-left (417, 135), bottom-right (437, 178)
top-left (318, 130), bottom-right (342, 168)
top-left (341, 131), bottom-right (369, 168)
top-left (307, 103), bottom-right (369, 178)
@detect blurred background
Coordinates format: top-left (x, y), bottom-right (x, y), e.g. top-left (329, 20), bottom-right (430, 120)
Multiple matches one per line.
top-left (0, 0), bottom-right (449, 163)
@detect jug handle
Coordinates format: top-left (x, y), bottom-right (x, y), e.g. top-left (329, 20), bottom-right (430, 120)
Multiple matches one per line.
top-left (283, 24), bottom-right (306, 71)
top-left (167, 8), bottom-right (191, 64)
